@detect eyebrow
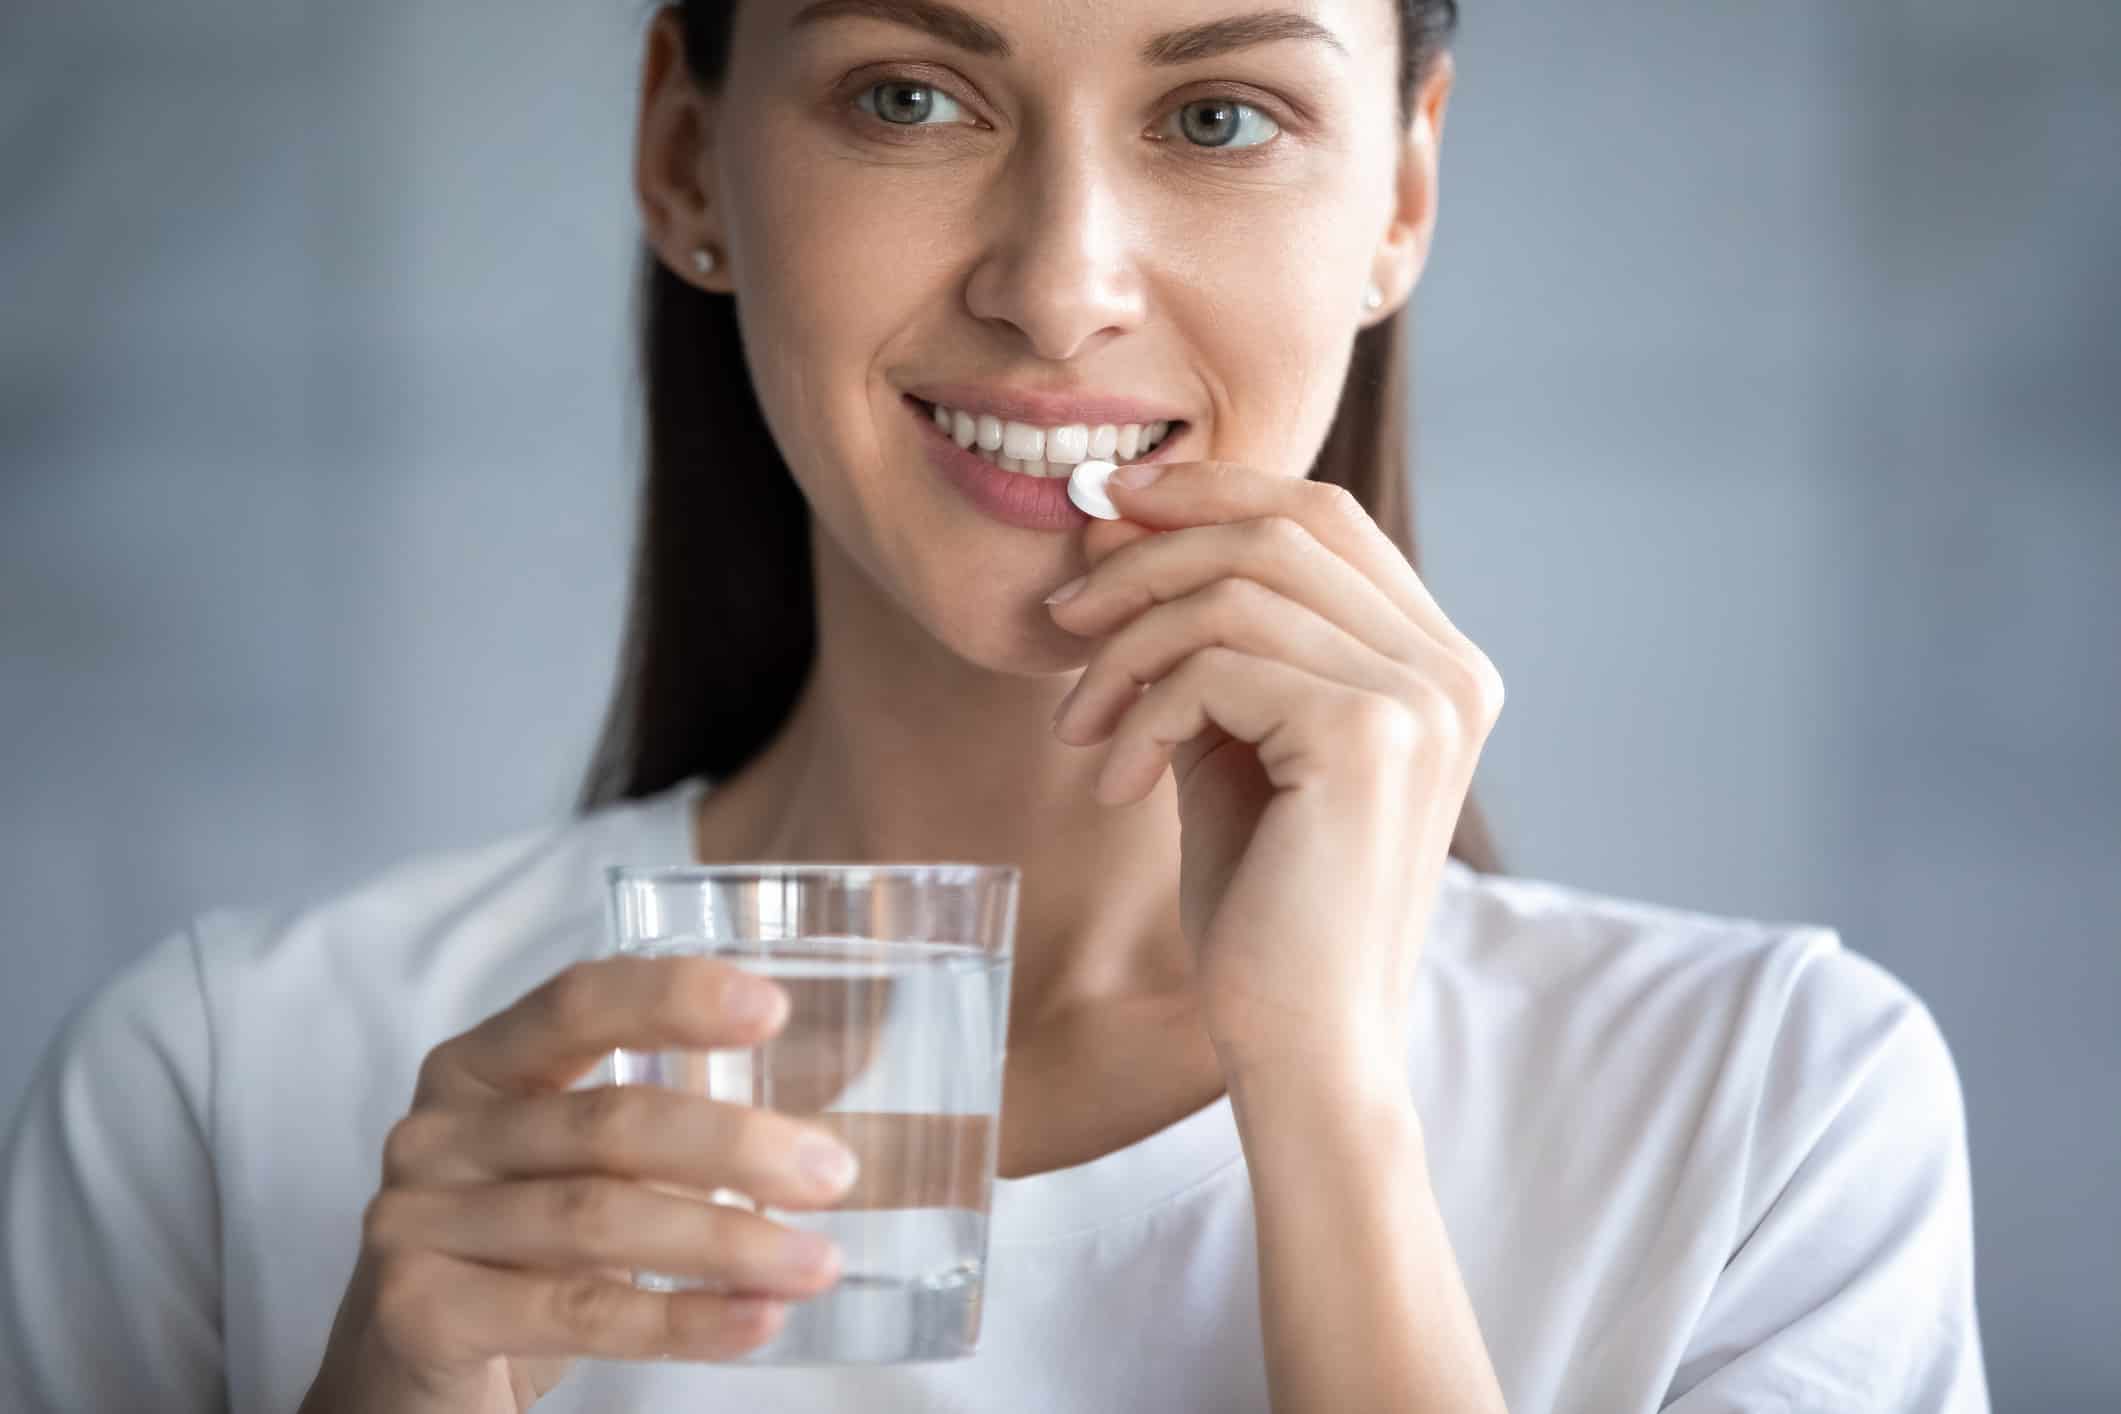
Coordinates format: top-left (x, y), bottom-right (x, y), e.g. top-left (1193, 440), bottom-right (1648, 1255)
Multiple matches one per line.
top-left (788, 0), bottom-right (1348, 66)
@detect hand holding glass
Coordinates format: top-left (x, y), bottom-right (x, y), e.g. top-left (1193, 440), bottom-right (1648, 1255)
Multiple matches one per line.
top-left (605, 863), bottom-right (1020, 1364)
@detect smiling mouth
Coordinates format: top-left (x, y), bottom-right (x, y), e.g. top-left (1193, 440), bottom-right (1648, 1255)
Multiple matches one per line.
top-left (907, 395), bottom-right (1186, 479)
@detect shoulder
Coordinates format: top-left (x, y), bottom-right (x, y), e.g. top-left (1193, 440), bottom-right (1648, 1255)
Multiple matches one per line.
top-left (1430, 855), bottom-right (1932, 1049)
top-left (82, 779), bottom-right (704, 1117)
top-left (22, 782), bottom-right (697, 1119)
top-left (1419, 863), bottom-right (1984, 1408)
top-left (191, 782), bottom-right (697, 1010)
top-left (1426, 856), bottom-right (1966, 1221)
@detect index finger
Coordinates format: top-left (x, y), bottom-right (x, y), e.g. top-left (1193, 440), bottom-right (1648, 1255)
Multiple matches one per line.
top-left (414, 955), bottom-right (789, 1106)
top-left (1094, 459), bottom-right (1476, 655)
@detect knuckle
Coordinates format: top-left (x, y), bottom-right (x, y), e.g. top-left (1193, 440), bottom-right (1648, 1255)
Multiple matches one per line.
top-left (411, 1046), bottom-right (456, 1105)
top-left (654, 1295), bottom-right (705, 1357)
top-left (1350, 693), bottom-right (1423, 755)
top-left (1432, 647), bottom-right (1505, 727)
top-left (1202, 576), bottom-right (1263, 626)
top-left (360, 1191), bottom-right (404, 1251)
top-left (700, 1094), bottom-right (748, 1147)
top-left (1192, 644), bottom-right (1243, 681)
top-left (712, 1105), bottom-right (776, 1183)
top-left (1425, 699), bottom-right (1466, 751)
top-left (569, 1085), bottom-right (643, 1167)
top-left (550, 1272), bottom-right (635, 1345)
top-left (543, 961), bottom-right (603, 1033)
top-left (1468, 651), bottom-right (1507, 723)
top-left (551, 1177), bottom-right (622, 1247)
top-left (381, 1110), bottom-right (442, 1183)
top-left (1252, 513), bottom-right (1310, 558)
top-left (1308, 479), bottom-right (1364, 525)
top-left (1417, 679), bottom-right (1470, 745)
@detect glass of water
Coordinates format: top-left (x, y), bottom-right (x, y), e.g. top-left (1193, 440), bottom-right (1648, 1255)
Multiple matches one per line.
top-left (603, 863), bottom-right (1019, 1364)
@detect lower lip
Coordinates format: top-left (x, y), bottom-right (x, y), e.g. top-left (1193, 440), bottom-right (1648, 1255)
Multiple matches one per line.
top-left (907, 395), bottom-right (1182, 532)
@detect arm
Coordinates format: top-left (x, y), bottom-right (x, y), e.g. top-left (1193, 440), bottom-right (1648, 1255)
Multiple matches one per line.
top-left (1038, 458), bottom-right (1511, 1404)
top-left (1231, 1050), bottom-right (1509, 1414)
top-left (1, 927), bottom-right (226, 1411)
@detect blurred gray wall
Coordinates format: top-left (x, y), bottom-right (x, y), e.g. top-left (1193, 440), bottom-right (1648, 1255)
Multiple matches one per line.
top-left (4, 1), bottom-right (2116, 1407)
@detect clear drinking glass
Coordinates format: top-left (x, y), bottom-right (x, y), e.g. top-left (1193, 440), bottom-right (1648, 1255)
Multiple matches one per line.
top-left (604, 863), bottom-right (1020, 1364)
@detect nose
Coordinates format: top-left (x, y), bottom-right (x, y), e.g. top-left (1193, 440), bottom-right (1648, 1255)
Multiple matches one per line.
top-left (963, 130), bottom-right (1148, 362)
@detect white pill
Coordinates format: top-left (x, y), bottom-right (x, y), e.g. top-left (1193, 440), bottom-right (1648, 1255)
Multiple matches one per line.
top-left (1068, 460), bottom-right (1121, 520)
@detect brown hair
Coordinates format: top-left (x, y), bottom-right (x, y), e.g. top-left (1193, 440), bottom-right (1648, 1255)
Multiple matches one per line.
top-left (580, 0), bottom-right (1504, 876)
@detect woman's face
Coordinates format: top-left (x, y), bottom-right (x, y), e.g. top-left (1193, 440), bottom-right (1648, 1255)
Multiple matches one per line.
top-left (648, 0), bottom-right (1443, 671)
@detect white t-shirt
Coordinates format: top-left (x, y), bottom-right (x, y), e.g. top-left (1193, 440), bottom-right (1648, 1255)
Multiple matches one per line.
top-left (1, 776), bottom-right (1989, 1412)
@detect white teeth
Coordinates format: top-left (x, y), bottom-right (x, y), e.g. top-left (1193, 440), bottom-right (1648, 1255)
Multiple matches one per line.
top-left (972, 442), bottom-right (1070, 477)
top-left (930, 402), bottom-right (1174, 477)
top-left (1045, 424), bottom-right (1089, 464)
top-left (1001, 421), bottom-right (1044, 460)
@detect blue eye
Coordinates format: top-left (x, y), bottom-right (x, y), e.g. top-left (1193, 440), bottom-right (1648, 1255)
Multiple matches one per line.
top-left (1168, 98), bottom-right (1280, 150)
top-left (857, 81), bottom-right (969, 126)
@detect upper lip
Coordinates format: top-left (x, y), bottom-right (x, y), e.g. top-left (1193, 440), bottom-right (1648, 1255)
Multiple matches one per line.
top-left (905, 382), bottom-right (1189, 429)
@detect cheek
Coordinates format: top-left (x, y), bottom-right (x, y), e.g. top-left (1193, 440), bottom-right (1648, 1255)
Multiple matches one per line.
top-left (726, 135), bottom-right (874, 364)
top-left (1156, 202), bottom-right (1366, 465)
top-left (724, 111), bottom-right (970, 336)
top-left (724, 119), bottom-right (985, 370)
top-left (720, 126), bottom-right (919, 492)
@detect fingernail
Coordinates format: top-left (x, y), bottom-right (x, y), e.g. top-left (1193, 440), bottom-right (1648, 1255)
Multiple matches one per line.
top-left (798, 1135), bottom-right (860, 1193)
top-left (726, 979), bottom-right (784, 1025)
top-left (1112, 462), bottom-right (1166, 489)
top-left (724, 1295), bottom-right (788, 1329)
top-left (1044, 575), bottom-right (1087, 605)
top-left (779, 1227), bottom-right (842, 1276)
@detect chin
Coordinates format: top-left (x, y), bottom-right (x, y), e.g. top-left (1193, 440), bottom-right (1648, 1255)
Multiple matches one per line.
top-left (913, 591), bottom-right (1093, 680)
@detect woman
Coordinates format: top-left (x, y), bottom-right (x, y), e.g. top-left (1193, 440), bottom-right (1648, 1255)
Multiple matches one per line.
top-left (0, 1), bottom-right (1989, 1410)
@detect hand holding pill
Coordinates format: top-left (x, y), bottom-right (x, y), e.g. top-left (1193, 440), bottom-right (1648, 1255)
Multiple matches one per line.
top-left (1043, 458), bottom-right (1507, 1076)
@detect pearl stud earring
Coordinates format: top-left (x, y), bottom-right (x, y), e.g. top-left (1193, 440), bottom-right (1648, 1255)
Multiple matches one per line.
top-left (1363, 283), bottom-right (1384, 311)
top-left (691, 245), bottom-right (719, 277)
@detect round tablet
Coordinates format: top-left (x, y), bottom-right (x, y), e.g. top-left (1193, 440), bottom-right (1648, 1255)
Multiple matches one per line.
top-left (1068, 460), bottom-right (1121, 520)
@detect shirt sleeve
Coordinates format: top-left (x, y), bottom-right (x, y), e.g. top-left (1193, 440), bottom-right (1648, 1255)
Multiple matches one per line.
top-left (1661, 935), bottom-right (1990, 1412)
top-left (1, 926), bottom-right (226, 1412)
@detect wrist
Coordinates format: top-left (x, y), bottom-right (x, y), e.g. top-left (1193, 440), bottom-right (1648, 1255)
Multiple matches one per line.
top-left (1219, 1032), bottom-right (1420, 1138)
top-left (1226, 1051), bottom-right (1432, 1213)
top-left (1213, 1016), bottom-right (1406, 1097)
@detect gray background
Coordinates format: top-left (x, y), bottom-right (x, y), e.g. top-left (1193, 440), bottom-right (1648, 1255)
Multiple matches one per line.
top-left (3, 1), bottom-right (2116, 1407)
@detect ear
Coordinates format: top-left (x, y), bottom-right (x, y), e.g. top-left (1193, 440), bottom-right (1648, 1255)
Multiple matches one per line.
top-left (1368, 51), bottom-right (1454, 319)
top-left (634, 6), bottom-right (725, 289)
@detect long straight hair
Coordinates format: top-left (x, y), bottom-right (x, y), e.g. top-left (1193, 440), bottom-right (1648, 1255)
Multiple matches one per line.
top-left (579, 0), bottom-right (1504, 876)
